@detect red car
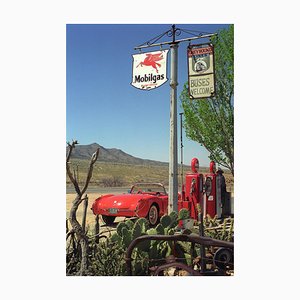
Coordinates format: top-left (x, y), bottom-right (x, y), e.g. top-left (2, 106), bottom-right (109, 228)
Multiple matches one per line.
top-left (91, 183), bottom-right (168, 226)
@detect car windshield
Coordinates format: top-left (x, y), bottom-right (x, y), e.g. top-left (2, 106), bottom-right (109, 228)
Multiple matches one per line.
top-left (130, 184), bottom-right (166, 195)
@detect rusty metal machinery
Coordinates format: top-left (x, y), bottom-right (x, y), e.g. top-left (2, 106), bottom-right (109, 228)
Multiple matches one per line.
top-left (125, 234), bottom-right (234, 276)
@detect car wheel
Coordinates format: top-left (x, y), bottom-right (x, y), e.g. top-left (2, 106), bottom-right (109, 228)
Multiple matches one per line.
top-left (148, 205), bottom-right (159, 226)
top-left (102, 215), bottom-right (116, 225)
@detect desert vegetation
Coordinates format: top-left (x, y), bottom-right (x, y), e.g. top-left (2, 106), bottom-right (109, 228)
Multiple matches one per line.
top-left (66, 159), bottom-right (234, 191)
top-left (66, 210), bottom-right (234, 276)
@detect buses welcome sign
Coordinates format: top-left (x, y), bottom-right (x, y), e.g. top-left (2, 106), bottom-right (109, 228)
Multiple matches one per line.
top-left (187, 44), bottom-right (216, 99)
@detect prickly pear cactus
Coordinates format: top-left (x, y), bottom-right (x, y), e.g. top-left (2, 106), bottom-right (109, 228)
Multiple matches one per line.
top-left (121, 226), bottom-right (132, 248)
top-left (160, 215), bottom-right (172, 228)
top-left (169, 210), bottom-right (178, 221)
top-left (167, 228), bottom-right (175, 235)
top-left (155, 223), bottom-right (165, 235)
top-left (178, 208), bottom-right (190, 220)
top-left (136, 233), bottom-right (151, 252)
top-left (169, 211), bottom-right (179, 229)
top-left (110, 232), bottom-right (121, 245)
top-left (103, 210), bottom-right (197, 275)
top-left (132, 222), bottom-right (142, 240)
top-left (125, 219), bottom-right (134, 230)
top-left (116, 222), bottom-right (127, 236)
top-left (146, 228), bottom-right (158, 235)
top-left (136, 217), bottom-right (149, 232)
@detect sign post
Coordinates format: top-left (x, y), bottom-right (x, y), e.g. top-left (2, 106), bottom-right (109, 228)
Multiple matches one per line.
top-left (168, 39), bottom-right (178, 213)
top-left (133, 25), bottom-right (217, 213)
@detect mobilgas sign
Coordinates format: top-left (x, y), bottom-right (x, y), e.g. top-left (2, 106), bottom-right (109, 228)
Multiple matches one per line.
top-left (187, 44), bottom-right (216, 99)
top-left (131, 50), bottom-right (169, 90)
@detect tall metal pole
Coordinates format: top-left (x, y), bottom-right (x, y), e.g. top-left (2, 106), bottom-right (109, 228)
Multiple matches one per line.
top-left (168, 25), bottom-right (178, 214)
top-left (180, 112), bottom-right (184, 189)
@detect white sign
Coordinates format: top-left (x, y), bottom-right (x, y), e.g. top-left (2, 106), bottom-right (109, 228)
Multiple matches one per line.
top-left (131, 50), bottom-right (169, 90)
top-left (187, 44), bottom-right (215, 99)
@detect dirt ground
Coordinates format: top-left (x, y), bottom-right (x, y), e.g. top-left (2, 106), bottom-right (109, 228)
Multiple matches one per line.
top-left (66, 193), bottom-right (125, 233)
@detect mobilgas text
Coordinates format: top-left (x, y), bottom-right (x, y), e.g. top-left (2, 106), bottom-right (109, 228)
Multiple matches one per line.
top-left (133, 73), bottom-right (165, 84)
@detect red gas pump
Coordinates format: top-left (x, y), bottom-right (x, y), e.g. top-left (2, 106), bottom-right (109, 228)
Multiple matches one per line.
top-left (179, 158), bottom-right (228, 220)
top-left (203, 161), bottom-right (232, 218)
top-left (203, 161), bottom-right (218, 218)
top-left (178, 158), bottom-right (203, 220)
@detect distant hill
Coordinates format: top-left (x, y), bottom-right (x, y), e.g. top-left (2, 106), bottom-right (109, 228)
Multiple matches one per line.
top-left (67, 143), bottom-right (168, 166)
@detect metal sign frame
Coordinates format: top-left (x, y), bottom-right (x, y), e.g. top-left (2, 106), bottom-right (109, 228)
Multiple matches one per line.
top-left (187, 43), bottom-right (216, 99)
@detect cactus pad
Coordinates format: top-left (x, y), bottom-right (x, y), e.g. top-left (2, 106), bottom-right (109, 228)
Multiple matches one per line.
top-left (160, 215), bottom-right (172, 228)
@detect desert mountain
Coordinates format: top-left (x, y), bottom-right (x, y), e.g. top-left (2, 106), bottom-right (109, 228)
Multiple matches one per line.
top-left (67, 143), bottom-right (167, 166)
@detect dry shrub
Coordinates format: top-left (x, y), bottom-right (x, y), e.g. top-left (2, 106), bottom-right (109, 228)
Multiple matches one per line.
top-left (101, 176), bottom-right (124, 187)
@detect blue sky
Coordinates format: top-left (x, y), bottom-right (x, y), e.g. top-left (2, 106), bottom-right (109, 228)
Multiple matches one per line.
top-left (66, 24), bottom-right (230, 166)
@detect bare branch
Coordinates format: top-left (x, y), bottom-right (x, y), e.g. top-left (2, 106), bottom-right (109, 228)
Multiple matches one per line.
top-left (66, 163), bottom-right (81, 194)
top-left (66, 140), bottom-right (81, 195)
top-left (66, 229), bottom-right (75, 240)
top-left (66, 140), bottom-right (78, 163)
top-left (82, 148), bottom-right (100, 194)
top-left (81, 195), bottom-right (88, 233)
top-left (67, 142), bottom-right (98, 276)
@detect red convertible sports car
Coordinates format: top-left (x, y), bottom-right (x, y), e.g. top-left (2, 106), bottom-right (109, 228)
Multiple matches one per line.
top-left (91, 183), bottom-right (168, 226)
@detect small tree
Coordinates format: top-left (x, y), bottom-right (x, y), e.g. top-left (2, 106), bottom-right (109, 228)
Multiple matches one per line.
top-left (66, 140), bottom-right (99, 275)
top-left (181, 25), bottom-right (234, 175)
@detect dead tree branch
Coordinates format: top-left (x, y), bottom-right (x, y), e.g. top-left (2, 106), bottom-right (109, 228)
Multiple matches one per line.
top-left (66, 140), bottom-right (100, 276)
top-left (66, 140), bottom-right (81, 194)
top-left (82, 148), bottom-right (99, 195)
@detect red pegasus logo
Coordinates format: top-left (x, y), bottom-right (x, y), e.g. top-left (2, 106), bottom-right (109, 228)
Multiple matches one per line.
top-left (136, 52), bottom-right (164, 73)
